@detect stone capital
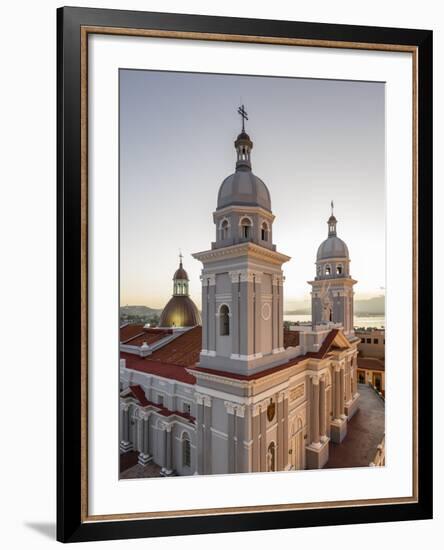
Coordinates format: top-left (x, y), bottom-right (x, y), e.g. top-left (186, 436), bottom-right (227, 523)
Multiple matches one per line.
top-left (195, 392), bottom-right (205, 405)
top-left (310, 374), bottom-right (320, 385)
top-left (229, 270), bottom-right (242, 283)
top-left (224, 401), bottom-right (236, 415)
top-left (239, 270), bottom-right (261, 283)
top-left (202, 273), bottom-right (216, 287)
top-left (252, 403), bottom-right (262, 416)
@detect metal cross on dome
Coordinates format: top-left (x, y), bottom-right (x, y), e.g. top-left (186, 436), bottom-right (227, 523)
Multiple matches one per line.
top-left (237, 104), bottom-right (248, 132)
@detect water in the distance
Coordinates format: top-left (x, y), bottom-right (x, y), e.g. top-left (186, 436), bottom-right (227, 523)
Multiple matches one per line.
top-left (284, 314), bottom-right (385, 329)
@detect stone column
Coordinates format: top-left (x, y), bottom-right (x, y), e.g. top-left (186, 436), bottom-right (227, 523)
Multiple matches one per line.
top-left (138, 414), bottom-right (152, 466)
top-left (252, 405), bottom-right (260, 472)
top-left (143, 416), bottom-right (150, 454)
top-left (235, 405), bottom-right (246, 473)
top-left (340, 366), bottom-right (345, 417)
top-left (203, 396), bottom-right (212, 474)
top-left (229, 271), bottom-right (241, 357)
top-left (225, 401), bottom-right (236, 473)
top-left (253, 273), bottom-right (262, 357)
top-left (277, 394), bottom-right (284, 471)
top-left (319, 377), bottom-right (327, 440)
top-left (207, 275), bottom-right (216, 354)
top-left (239, 273), bottom-right (250, 358)
top-left (277, 276), bottom-right (284, 351)
top-left (334, 366), bottom-right (341, 419)
top-left (196, 394), bottom-right (204, 475)
top-left (201, 276), bottom-right (209, 352)
top-left (310, 376), bottom-right (320, 445)
top-left (271, 275), bottom-right (278, 352)
top-left (282, 395), bottom-right (289, 469)
top-left (161, 426), bottom-right (167, 469)
top-left (122, 407), bottom-right (129, 441)
top-left (119, 404), bottom-right (132, 453)
top-left (345, 358), bottom-right (352, 402)
top-left (260, 405), bottom-right (266, 471)
top-left (165, 425), bottom-right (173, 473)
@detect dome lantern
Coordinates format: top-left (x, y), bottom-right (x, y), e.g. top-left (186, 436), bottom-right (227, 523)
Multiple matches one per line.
top-left (159, 255), bottom-right (201, 328)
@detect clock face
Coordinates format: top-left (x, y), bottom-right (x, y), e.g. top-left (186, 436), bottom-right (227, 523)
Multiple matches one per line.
top-left (261, 302), bottom-right (271, 321)
top-left (267, 400), bottom-right (276, 422)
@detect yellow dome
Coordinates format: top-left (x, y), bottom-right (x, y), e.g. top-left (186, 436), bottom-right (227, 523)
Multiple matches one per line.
top-left (159, 296), bottom-right (201, 328)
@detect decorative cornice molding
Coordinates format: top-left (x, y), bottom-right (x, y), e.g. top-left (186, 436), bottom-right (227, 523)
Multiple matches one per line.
top-left (193, 242), bottom-right (290, 266)
top-left (214, 204), bottom-right (276, 222)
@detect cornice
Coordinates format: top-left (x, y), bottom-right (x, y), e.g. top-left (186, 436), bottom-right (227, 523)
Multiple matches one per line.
top-left (192, 242), bottom-right (291, 266)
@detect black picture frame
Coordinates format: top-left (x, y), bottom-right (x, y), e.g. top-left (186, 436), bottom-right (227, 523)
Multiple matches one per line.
top-left (57, 6), bottom-right (433, 543)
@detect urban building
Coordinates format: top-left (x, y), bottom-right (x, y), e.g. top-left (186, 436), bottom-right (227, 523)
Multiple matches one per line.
top-left (119, 116), bottom-right (367, 476)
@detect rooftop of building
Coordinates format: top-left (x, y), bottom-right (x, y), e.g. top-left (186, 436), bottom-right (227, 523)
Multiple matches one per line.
top-left (120, 326), bottom-right (351, 385)
top-left (357, 357), bottom-right (385, 371)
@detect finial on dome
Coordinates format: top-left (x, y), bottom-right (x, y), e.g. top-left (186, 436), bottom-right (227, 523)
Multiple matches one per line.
top-left (237, 104), bottom-right (248, 133)
top-left (331, 200), bottom-right (334, 217)
top-left (234, 105), bottom-right (253, 171)
top-left (179, 249), bottom-right (183, 267)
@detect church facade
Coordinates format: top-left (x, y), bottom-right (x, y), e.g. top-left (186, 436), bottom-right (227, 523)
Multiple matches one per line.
top-left (119, 115), bottom-right (360, 476)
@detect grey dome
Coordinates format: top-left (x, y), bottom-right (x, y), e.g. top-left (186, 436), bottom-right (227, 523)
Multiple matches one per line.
top-left (317, 236), bottom-right (349, 261)
top-left (217, 170), bottom-right (271, 211)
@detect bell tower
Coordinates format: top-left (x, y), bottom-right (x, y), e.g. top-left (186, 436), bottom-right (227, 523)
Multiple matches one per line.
top-left (309, 203), bottom-right (357, 336)
top-left (193, 106), bottom-right (290, 376)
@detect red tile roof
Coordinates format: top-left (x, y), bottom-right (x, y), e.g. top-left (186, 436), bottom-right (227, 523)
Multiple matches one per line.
top-left (357, 357), bottom-right (385, 372)
top-left (129, 384), bottom-right (150, 406)
top-left (120, 324), bottom-right (145, 343)
top-left (148, 326), bottom-right (202, 367)
top-left (120, 326), bottom-right (173, 345)
top-left (122, 327), bottom-right (347, 384)
top-left (127, 385), bottom-right (195, 423)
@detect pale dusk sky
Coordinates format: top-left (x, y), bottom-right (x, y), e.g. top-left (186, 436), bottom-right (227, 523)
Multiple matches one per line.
top-left (120, 69), bottom-right (385, 310)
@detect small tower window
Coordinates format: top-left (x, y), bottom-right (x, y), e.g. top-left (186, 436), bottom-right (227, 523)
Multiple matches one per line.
top-left (220, 304), bottom-right (230, 336)
top-left (182, 433), bottom-right (191, 467)
top-left (325, 265), bottom-right (331, 276)
top-left (261, 222), bottom-right (269, 242)
top-left (240, 217), bottom-right (252, 240)
top-left (336, 265), bottom-right (343, 275)
top-left (221, 219), bottom-right (229, 240)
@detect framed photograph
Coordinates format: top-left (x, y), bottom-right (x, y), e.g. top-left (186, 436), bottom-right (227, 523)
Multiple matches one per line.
top-left (57, 6), bottom-right (433, 543)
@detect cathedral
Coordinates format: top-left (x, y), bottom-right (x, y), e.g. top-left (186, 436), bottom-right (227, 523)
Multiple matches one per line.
top-left (119, 111), bottom-right (361, 475)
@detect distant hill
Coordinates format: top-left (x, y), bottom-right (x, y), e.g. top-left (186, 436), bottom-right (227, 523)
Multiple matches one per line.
top-left (354, 296), bottom-right (385, 316)
top-left (120, 305), bottom-right (162, 317)
top-left (285, 295), bottom-right (385, 316)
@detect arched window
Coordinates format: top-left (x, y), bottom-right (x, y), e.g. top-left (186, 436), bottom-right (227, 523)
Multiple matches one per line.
top-left (325, 265), bottom-right (331, 276)
top-left (182, 433), bottom-right (191, 467)
top-left (336, 264), bottom-right (343, 275)
top-left (220, 304), bottom-right (230, 336)
top-left (219, 219), bottom-right (230, 240)
top-left (261, 221), bottom-right (269, 241)
top-left (240, 217), bottom-right (252, 240)
top-left (267, 442), bottom-right (276, 472)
